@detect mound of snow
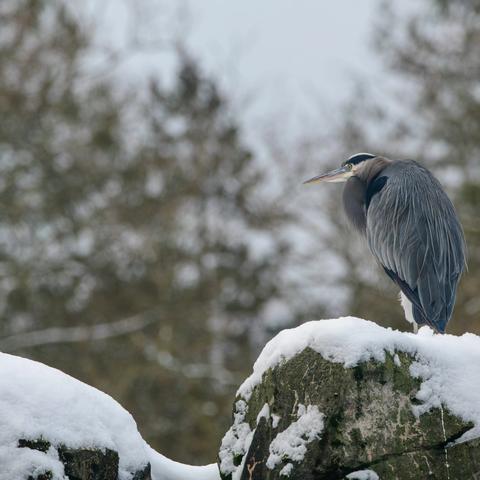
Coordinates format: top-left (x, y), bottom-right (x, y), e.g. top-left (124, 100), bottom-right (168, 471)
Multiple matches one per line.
top-left (148, 448), bottom-right (219, 480)
top-left (0, 352), bottom-right (219, 480)
top-left (238, 317), bottom-right (480, 443)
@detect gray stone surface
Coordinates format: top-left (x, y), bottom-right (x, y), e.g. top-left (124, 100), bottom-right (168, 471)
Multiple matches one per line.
top-left (219, 348), bottom-right (480, 480)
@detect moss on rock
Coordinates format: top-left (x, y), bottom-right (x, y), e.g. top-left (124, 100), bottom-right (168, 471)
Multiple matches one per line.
top-left (219, 348), bottom-right (480, 480)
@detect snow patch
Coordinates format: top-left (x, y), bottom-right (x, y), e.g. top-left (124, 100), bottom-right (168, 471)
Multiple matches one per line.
top-left (271, 413), bottom-right (281, 428)
top-left (237, 318), bottom-right (480, 443)
top-left (393, 353), bottom-right (401, 366)
top-left (266, 404), bottom-right (324, 471)
top-left (279, 462), bottom-right (293, 477)
top-left (346, 469), bottom-right (379, 480)
top-left (256, 403), bottom-right (270, 423)
top-left (0, 445), bottom-right (66, 480)
top-left (219, 400), bottom-right (252, 478)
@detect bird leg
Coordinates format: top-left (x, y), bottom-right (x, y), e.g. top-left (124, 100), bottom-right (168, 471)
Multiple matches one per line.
top-left (399, 292), bottom-right (418, 333)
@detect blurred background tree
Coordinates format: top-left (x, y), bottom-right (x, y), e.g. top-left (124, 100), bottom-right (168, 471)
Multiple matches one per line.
top-left (0, 0), bottom-right (478, 466)
top-left (0, 0), bottom-right (299, 463)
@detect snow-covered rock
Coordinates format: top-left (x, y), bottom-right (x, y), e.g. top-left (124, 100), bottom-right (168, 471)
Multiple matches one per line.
top-left (0, 352), bottom-right (220, 480)
top-left (218, 317), bottom-right (480, 480)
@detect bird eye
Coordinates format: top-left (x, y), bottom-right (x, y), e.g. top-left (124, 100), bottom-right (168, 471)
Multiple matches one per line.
top-left (346, 163), bottom-right (353, 171)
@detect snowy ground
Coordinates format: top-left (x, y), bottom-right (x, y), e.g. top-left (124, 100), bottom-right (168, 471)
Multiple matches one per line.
top-left (0, 352), bottom-right (219, 480)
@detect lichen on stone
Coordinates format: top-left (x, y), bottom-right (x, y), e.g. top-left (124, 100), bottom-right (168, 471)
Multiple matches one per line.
top-left (221, 344), bottom-right (480, 479)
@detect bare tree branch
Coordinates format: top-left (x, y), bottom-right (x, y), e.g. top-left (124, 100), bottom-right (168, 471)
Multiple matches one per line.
top-left (0, 309), bottom-right (160, 352)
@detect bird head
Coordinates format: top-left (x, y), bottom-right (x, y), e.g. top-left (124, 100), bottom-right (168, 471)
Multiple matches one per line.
top-left (303, 153), bottom-right (377, 184)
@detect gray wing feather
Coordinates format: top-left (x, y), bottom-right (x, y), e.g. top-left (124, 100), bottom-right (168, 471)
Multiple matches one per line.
top-left (367, 161), bottom-right (465, 332)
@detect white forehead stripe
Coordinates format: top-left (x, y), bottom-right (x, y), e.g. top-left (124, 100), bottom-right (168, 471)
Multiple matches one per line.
top-left (348, 152), bottom-right (376, 161)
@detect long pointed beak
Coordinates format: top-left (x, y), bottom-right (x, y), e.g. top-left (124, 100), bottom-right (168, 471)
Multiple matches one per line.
top-left (303, 165), bottom-right (352, 184)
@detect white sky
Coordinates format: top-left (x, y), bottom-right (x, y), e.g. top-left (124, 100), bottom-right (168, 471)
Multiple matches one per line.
top-left (81, 1), bottom-right (386, 124)
top-left (178, 1), bottom-right (382, 113)
top-left (76, 0), bottom-right (418, 149)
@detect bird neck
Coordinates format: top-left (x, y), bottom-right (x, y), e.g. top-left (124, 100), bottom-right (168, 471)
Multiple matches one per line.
top-left (342, 157), bottom-right (392, 234)
top-left (355, 156), bottom-right (391, 184)
top-left (343, 177), bottom-right (367, 233)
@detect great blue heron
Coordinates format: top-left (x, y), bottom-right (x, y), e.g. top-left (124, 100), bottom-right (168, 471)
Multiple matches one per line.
top-left (304, 153), bottom-right (466, 333)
